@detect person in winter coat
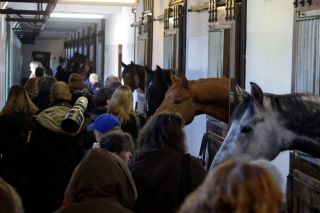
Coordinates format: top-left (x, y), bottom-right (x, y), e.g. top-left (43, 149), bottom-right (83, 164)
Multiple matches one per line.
top-left (55, 149), bottom-right (137, 213)
top-left (0, 85), bottom-right (38, 210)
top-left (26, 81), bottom-right (92, 213)
top-left (32, 76), bottom-right (57, 112)
top-left (129, 112), bottom-right (206, 213)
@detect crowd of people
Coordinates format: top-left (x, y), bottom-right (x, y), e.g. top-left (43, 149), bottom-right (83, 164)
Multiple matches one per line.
top-left (0, 53), bottom-right (285, 213)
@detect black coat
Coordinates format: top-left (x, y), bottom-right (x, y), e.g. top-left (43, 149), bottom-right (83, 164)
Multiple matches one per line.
top-left (25, 100), bottom-right (93, 213)
top-left (32, 91), bottom-right (51, 112)
top-left (129, 149), bottom-right (206, 213)
top-left (0, 112), bottom-right (34, 207)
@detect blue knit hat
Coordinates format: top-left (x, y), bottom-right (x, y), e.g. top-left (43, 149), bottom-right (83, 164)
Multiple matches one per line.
top-left (87, 114), bottom-right (120, 133)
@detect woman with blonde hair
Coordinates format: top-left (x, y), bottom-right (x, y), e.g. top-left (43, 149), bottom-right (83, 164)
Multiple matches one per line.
top-left (179, 160), bottom-right (283, 213)
top-left (0, 85), bottom-right (38, 209)
top-left (108, 85), bottom-right (140, 140)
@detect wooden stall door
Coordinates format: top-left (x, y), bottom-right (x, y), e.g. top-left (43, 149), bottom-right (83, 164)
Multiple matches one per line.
top-left (287, 1), bottom-right (320, 212)
top-left (195, 0), bottom-right (247, 170)
top-left (163, 0), bottom-right (187, 76)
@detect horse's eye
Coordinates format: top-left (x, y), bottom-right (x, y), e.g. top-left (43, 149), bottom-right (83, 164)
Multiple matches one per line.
top-left (174, 100), bottom-right (182, 104)
top-left (241, 126), bottom-right (252, 133)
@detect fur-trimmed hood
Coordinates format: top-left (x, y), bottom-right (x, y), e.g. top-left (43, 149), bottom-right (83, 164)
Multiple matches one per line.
top-left (37, 105), bottom-right (84, 137)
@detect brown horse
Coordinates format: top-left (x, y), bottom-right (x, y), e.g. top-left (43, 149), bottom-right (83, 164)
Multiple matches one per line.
top-left (156, 75), bottom-right (230, 124)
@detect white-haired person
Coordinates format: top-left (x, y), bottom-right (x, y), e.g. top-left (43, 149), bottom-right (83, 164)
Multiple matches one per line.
top-left (29, 61), bottom-right (43, 79)
top-left (84, 73), bottom-right (102, 95)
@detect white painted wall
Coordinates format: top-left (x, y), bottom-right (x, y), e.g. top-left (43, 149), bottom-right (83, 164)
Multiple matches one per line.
top-left (21, 38), bottom-right (65, 78)
top-left (10, 32), bottom-right (22, 86)
top-left (104, 7), bottom-right (135, 80)
top-left (246, 0), bottom-right (294, 191)
top-left (0, 16), bottom-right (22, 108)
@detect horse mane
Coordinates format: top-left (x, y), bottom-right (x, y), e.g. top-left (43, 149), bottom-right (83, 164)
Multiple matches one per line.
top-left (267, 94), bottom-right (320, 138)
top-left (152, 68), bottom-right (172, 86)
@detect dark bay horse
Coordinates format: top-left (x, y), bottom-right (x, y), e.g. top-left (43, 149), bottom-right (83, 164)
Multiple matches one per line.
top-left (121, 61), bottom-right (174, 115)
top-left (211, 82), bottom-right (320, 168)
top-left (121, 61), bottom-right (145, 92)
top-left (156, 75), bottom-right (230, 124)
top-left (146, 66), bottom-right (173, 115)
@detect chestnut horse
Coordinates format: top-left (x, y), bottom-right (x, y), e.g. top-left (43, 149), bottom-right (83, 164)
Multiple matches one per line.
top-left (156, 75), bottom-right (230, 124)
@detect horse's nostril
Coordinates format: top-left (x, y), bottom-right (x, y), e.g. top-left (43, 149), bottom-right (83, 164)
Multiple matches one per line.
top-left (241, 126), bottom-right (252, 133)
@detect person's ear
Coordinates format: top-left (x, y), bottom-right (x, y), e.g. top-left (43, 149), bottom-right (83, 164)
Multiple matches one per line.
top-left (106, 99), bottom-right (111, 107)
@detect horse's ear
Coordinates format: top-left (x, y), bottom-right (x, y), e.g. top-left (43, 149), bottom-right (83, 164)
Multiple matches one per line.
top-left (156, 65), bottom-right (161, 71)
top-left (250, 82), bottom-right (264, 106)
top-left (145, 66), bottom-right (152, 74)
top-left (121, 62), bottom-right (126, 68)
top-left (131, 61), bottom-right (135, 65)
top-left (181, 75), bottom-right (188, 89)
top-left (170, 73), bottom-right (180, 84)
top-left (234, 83), bottom-right (248, 103)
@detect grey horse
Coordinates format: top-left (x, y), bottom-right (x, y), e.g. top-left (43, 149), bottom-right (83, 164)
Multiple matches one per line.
top-left (211, 82), bottom-right (320, 169)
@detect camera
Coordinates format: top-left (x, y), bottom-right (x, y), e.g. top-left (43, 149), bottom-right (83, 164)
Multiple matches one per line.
top-left (61, 96), bottom-right (88, 133)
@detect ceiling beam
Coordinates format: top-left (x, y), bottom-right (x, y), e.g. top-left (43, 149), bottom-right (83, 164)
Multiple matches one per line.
top-left (0, 9), bottom-right (46, 15)
top-left (6, 17), bottom-right (45, 23)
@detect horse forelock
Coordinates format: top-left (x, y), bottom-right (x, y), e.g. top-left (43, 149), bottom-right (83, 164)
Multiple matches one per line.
top-left (231, 97), bottom-right (254, 122)
top-left (122, 64), bottom-right (144, 77)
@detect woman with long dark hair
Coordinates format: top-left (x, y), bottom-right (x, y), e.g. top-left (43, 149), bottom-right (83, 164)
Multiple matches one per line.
top-left (129, 112), bottom-right (206, 213)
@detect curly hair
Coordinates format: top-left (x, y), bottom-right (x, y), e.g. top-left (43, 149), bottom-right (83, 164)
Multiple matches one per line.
top-left (179, 160), bottom-right (283, 213)
top-left (0, 85), bottom-right (38, 116)
top-left (137, 112), bottom-right (186, 153)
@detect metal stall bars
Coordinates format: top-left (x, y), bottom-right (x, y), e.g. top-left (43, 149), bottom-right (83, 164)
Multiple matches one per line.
top-left (189, 0), bottom-right (247, 170)
top-left (163, 0), bottom-right (187, 75)
top-left (131, 0), bottom-right (154, 116)
top-left (288, 1), bottom-right (320, 212)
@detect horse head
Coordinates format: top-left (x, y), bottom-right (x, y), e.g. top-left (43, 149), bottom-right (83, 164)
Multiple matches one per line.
top-left (211, 82), bottom-right (282, 168)
top-left (145, 65), bottom-right (173, 116)
top-left (156, 75), bottom-right (196, 124)
top-left (121, 61), bottom-right (145, 92)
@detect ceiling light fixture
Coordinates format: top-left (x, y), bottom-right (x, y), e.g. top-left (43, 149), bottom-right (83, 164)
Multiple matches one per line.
top-left (50, 12), bottom-right (104, 19)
